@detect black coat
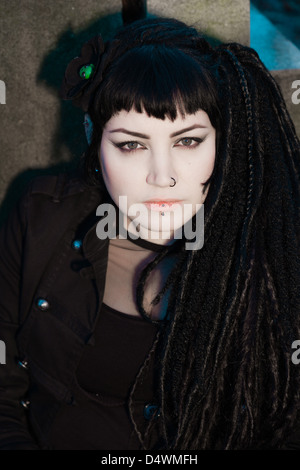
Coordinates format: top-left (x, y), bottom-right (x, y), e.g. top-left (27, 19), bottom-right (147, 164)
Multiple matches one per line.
top-left (0, 173), bottom-right (160, 449)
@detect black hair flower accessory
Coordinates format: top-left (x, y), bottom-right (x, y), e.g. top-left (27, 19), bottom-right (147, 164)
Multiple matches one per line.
top-left (60, 35), bottom-right (107, 112)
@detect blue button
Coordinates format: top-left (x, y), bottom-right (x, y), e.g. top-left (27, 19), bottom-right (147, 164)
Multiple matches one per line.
top-left (20, 399), bottom-right (30, 409)
top-left (72, 239), bottom-right (82, 250)
top-left (36, 298), bottom-right (50, 311)
top-left (17, 358), bottom-right (28, 370)
top-left (143, 403), bottom-right (161, 420)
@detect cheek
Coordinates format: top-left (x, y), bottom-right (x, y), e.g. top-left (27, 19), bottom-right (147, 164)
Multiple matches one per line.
top-left (201, 154), bottom-right (215, 183)
top-left (100, 157), bottom-right (116, 188)
top-left (198, 142), bottom-right (216, 184)
top-left (99, 150), bottom-right (132, 198)
top-left (99, 143), bottom-right (118, 190)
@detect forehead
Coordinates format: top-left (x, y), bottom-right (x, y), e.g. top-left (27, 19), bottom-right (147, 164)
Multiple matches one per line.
top-left (103, 108), bottom-right (214, 133)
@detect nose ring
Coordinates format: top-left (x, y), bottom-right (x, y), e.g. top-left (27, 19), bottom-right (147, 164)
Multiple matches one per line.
top-left (170, 177), bottom-right (176, 187)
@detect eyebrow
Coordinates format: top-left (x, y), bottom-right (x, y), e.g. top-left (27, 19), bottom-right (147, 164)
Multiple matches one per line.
top-left (109, 124), bottom-right (207, 139)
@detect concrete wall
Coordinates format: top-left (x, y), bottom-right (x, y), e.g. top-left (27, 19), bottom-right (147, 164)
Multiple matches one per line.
top-left (250, 2), bottom-right (300, 148)
top-left (0, 0), bottom-right (298, 223)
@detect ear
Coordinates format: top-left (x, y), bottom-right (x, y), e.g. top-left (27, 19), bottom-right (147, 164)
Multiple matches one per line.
top-left (83, 113), bottom-right (93, 145)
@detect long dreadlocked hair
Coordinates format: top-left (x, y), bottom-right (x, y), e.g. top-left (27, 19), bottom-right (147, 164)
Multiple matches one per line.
top-left (84, 17), bottom-right (300, 449)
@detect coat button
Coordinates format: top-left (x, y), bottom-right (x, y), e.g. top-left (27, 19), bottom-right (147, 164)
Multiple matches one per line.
top-left (36, 298), bottom-right (50, 311)
top-left (72, 239), bottom-right (82, 250)
top-left (20, 399), bottom-right (30, 409)
top-left (17, 358), bottom-right (28, 370)
top-left (143, 403), bottom-right (161, 420)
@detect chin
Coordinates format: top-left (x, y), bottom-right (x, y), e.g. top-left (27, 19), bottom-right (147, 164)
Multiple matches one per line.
top-left (127, 213), bottom-right (184, 241)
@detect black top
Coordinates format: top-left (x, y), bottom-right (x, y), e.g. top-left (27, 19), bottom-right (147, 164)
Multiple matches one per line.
top-left (49, 302), bottom-right (159, 450)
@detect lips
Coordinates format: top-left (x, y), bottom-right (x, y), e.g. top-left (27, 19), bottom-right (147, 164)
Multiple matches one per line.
top-left (143, 200), bottom-right (183, 211)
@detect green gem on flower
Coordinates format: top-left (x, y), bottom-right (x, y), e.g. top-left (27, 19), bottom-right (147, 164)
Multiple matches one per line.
top-left (79, 64), bottom-right (95, 80)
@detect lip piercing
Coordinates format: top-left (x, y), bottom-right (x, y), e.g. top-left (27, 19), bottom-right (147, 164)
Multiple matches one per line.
top-left (170, 177), bottom-right (176, 187)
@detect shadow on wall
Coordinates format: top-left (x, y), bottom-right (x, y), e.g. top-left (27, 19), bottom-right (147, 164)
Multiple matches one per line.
top-left (0, 12), bottom-right (123, 226)
top-left (38, 12), bottom-right (126, 166)
top-left (0, 11), bottom-right (221, 226)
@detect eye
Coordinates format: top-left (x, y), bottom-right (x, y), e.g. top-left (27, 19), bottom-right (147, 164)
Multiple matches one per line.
top-left (175, 137), bottom-right (203, 148)
top-left (125, 142), bottom-right (139, 150)
top-left (181, 138), bottom-right (194, 146)
top-left (113, 141), bottom-right (146, 152)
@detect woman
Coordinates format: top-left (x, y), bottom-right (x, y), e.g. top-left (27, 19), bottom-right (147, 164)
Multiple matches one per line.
top-left (0, 17), bottom-right (299, 450)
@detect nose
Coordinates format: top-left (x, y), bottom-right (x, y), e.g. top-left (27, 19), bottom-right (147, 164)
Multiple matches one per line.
top-left (146, 150), bottom-right (177, 188)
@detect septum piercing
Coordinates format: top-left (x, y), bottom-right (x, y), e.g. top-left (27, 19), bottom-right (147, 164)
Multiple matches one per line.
top-left (170, 177), bottom-right (176, 187)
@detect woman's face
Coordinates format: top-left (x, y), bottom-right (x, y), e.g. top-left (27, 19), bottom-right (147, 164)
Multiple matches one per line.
top-left (99, 108), bottom-right (216, 243)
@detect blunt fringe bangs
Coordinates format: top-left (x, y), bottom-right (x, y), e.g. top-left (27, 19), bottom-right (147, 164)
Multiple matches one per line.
top-left (90, 44), bottom-right (221, 130)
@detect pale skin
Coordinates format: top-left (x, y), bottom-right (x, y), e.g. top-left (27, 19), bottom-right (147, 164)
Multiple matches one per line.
top-left (99, 108), bottom-right (216, 319)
